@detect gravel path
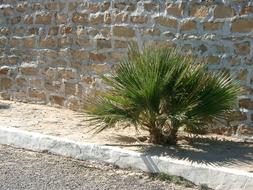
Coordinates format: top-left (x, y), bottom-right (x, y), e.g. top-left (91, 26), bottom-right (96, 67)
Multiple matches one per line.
top-left (0, 145), bottom-right (198, 190)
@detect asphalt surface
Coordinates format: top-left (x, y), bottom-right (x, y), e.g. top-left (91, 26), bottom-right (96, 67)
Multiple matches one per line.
top-left (0, 144), bottom-right (198, 190)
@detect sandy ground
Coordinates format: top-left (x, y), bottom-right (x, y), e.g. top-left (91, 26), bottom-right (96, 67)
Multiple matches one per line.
top-left (0, 100), bottom-right (252, 173)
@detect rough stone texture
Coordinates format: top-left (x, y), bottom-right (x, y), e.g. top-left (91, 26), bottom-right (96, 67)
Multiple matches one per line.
top-left (0, 0), bottom-right (253, 126)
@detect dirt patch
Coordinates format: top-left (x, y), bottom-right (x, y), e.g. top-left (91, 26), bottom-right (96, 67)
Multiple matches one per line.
top-left (0, 100), bottom-right (252, 173)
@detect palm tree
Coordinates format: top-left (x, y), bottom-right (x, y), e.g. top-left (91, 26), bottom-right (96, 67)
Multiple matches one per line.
top-left (84, 46), bottom-right (240, 145)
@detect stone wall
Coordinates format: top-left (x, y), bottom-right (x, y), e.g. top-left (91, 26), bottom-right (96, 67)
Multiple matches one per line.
top-left (0, 0), bottom-right (252, 126)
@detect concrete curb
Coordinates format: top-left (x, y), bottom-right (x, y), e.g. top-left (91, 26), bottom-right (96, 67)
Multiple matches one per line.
top-left (0, 127), bottom-right (252, 190)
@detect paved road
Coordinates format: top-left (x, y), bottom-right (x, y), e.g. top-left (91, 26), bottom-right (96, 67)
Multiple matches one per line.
top-left (0, 145), bottom-right (198, 190)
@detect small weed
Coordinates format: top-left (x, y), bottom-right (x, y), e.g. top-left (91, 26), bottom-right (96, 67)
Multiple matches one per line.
top-left (150, 173), bottom-right (195, 188)
top-left (199, 184), bottom-right (213, 190)
top-left (150, 173), bottom-right (214, 189)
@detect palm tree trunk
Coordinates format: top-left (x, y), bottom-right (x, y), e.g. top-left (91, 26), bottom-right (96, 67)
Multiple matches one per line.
top-left (149, 127), bottom-right (178, 145)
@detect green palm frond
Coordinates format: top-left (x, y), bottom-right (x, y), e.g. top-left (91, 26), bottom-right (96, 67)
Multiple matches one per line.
top-left (84, 45), bottom-right (240, 143)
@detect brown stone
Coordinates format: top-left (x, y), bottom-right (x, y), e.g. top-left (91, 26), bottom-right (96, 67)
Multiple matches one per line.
top-left (87, 28), bottom-right (99, 36)
top-left (214, 5), bottom-right (235, 18)
top-left (127, 3), bottom-right (136, 11)
top-left (68, 2), bottom-right (79, 11)
top-left (28, 28), bottom-right (39, 35)
top-left (2, 7), bottom-right (13, 16)
top-left (232, 19), bottom-right (253, 33)
top-left (89, 52), bottom-right (106, 62)
top-left (0, 37), bottom-right (7, 47)
top-left (72, 12), bottom-right (88, 24)
top-left (0, 92), bottom-right (10, 100)
top-left (45, 81), bottom-right (61, 92)
top-left (49, 26), bottom-right (59, 35)
top-left (166, 3), bottom-right (183, 17)
top-left (15, 27), bottom-right (26, 35)
top-left (45, 2), bottom-right (58, 10)
top-left (20, 66), bottom-right (38, 75)
top-left (109, 52), bottom-right (125, 62)
top-left (28, 89), bottom-right (46, 101)
top-left (115, 12), bottom-right (128, 23)
top-left (87, 3), bottom-right (100, 13)
top-left (239, 98), bottom-right (253, 109)
top-left (35, 12), bottom-right (52, 24)
top-left (236, 124), bottom-right (253, 136)
top-left (227, 111), bottom-right (247, 121)
top-left (236, 69), bottom-right (248, 81)
top-left (203, 22), bottom-right (223, 31)
top-left (234, 42), bottom-right (250, 55)
top-left (114, 40), bottom-right (128, 48)
top-left (144, 2), bottom-right (158, 12)
top-left (154, 17), bottom-right (178, 28)
top-left (23, 37), bottom-right (36, 48)
top-left (58, 37), bottom-right (73, 47)
top-left (130, 16), bottom-right (148, 24)
top-left (0, 67), bottom-right (9, 75)
top-left (104, 12), bottom-right (112, 24)
top-left (24, 15), bottom-right (33, 24)
top-left (206, 56), bottom-right (220, 64)
top-left (16, 3), bottom-right (28, 12)
top-left (0, 78), bottom-right (12, 90)
top-left (90, 14), bottom-right (104, 25)
top-left (75, 37), bottom-right (92, 46)
top-left (8, 56), bottom-right (18, 65)
top-left (245, 58), bottom-right (253, 66)
top-left (100, 28), bottom-right (111, 38)
top-left (114, 2), bottom-right (126, 10)
top-left (11, 16), bottom-right (21, 24)
top-left (60, 26), bottom-right (72, 34)
top-left (50, 95), bottom-right (65, 106)
top-left (40, 37), bottom-right (58, 48)
top-left (59, 69), bottom-right (77, 80)
top-left (240, 6), bottom-right (253, 15)
top-left (143, 28), bottom-right (161, 36)
top-left (113, 26), bottom-right (135, 37)
top-left (67, 96), bottom-right (81, 111)
top-left (13, 91), bottom-right (27, 101)
top-left (227, 57), bottom-right (240, 66)
top-left (101, 2), bottom-right (110, 12)
top-left (180, 21), bottom-right (197, 31)
top-left (96, 39), bottom-right (111, 49)
top-left (81, 76), bottom-right (95, 84)
top-left (91, 63), bottom-right (110, 73)
top-left (30, 79), bottom-right (42, 88)
top-left (100, 27), bottom-right (112, 38)
top-left (70, 50), bottom-right (89, 60)
top-left (57, 14), bottom-right (67, 24)
top-left (65, 82), bottom-right (76, 96)
top-left (190, 5), bottom-right (209, 18)
top-left (31, 3), bottom-right (42, 10)
top-left (44, 68), bottom-right (56, 80)
top-left (15, 76), bottom-right (27, 87)
top-left (0, 27), bottom-right (10, 35)
top-left (42, 50), bottom-right (58, 59)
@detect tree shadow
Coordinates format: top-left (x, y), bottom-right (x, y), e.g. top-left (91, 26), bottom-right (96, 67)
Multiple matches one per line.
top-left (107, 134), bottom-right (253, 171)
top-left (0, 103), bottom-right (10, 109)
top-left (106, 134), bottom-right (148, 145)
top-left (140, 136), bottom-right (253, 170)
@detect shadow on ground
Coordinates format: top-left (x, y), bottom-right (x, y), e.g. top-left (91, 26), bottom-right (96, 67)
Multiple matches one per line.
top-left (0, 103), bottom-right (10, 109)
top-left (108, 135), bottom-right (253, 171)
